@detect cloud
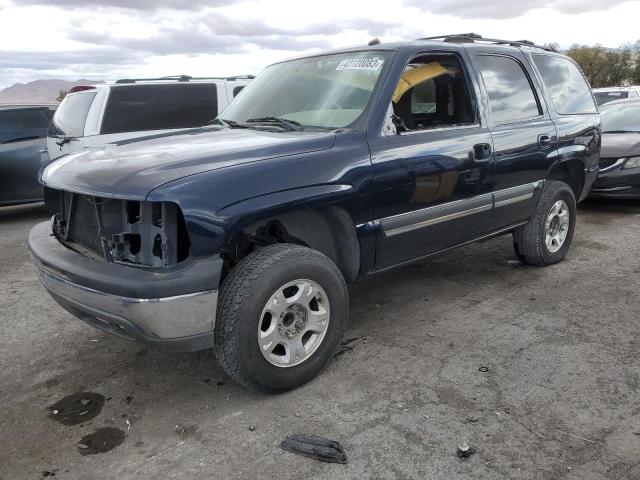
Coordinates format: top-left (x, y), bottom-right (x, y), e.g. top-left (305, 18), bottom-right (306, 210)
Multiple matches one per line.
top-left (405, 0), bottom-right (631, 19)
top-left (11, 0), bottom-right (230, 10)
top-left (0, 47), bottom-right (144, 70)
top-left (67, 12), bottom-right (396, 56)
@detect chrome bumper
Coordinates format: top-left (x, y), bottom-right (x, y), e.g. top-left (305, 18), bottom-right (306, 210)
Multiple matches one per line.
top-left (33, 257), bottom-right (218, 351)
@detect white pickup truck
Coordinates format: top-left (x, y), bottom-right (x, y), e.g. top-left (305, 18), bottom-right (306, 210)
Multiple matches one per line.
top-left (46, 75), bottom-right (253, 161)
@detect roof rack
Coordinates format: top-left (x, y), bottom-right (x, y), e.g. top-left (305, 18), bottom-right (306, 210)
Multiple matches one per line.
top-left (417, 33), bottom-right (557, 52)
top-left (114, 74), bottom-right (255, 84)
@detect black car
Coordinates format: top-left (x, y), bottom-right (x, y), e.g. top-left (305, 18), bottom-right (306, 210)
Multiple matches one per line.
top-left (592, 99), bottom-right (640, 198)
top-left (0, 104), bottom-right (56, 206)
top-left (29, 34), bottom-right (600, 392)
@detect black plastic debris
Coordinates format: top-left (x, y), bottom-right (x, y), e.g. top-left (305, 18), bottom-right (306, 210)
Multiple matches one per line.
top-left (281, 434), bottom-right (347, 464)
top-left (456, 443), bottom-right (476, 458)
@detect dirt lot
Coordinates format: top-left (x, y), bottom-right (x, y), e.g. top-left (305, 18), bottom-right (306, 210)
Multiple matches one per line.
top-left (1, 199), bottom-right (639, 480)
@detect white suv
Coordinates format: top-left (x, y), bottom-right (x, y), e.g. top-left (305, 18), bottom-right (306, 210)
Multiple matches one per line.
top-left (46, 75), bottom-right (253, 161)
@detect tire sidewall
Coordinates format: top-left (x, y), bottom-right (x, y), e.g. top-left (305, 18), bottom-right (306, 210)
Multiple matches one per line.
top-left (537, 186), bottom-right (576, 264)
top-left (233, 255), bottom-right (348, 392)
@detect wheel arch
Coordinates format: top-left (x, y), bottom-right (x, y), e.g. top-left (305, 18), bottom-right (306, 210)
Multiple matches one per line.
top-left (545, 157), bottom-right (585, 201)
top-left (221, 204), bottom-right (361, 283)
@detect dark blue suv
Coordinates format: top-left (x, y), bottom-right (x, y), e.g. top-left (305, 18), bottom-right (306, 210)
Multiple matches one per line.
top-left (29, 35), bottom-right (600, 392)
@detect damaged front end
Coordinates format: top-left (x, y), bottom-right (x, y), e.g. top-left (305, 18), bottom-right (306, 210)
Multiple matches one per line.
top-left (45, 187), bottom-right (190, 267)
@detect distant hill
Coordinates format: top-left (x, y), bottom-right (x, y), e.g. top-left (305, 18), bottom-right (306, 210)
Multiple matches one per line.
top-left (0, 79), bottom-right (103, 104)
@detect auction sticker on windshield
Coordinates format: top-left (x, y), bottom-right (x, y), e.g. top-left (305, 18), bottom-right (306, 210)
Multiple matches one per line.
top-left (336, 58), bottom-right (384, 71)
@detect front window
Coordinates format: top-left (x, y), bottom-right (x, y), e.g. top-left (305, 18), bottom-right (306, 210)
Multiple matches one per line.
top-left (219, 51), bottom-right (389, 130)
top-left (600, 102), bottom-right (640, 132)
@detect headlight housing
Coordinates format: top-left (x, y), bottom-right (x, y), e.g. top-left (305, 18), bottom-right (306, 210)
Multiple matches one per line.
top-left (623, 156), bottom-right (640, 169)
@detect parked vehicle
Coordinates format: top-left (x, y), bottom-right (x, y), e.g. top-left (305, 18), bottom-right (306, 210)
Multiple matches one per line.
top-left (46, 75), bottom-right (253, 161)
top-left (0, 104), bottom-right (56, 206)
top-left (593, 86), bottom-right (640, 106)
top-left (591, 98), bottom-right (640, 198)
top-left (30, 34), bottom-right (600, 392)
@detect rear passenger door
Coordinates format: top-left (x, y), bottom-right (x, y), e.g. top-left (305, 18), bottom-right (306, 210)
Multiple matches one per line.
top-left (474, 50), bottom-right (557, 231)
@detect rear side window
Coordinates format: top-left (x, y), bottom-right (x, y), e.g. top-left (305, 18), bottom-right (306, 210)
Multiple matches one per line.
top-left (532, 55), bottom-right (596, 114)
top-left (478, 55), bottom-right (541, 124)
top-left (101, 84), bottom-right (218, 135)
top-left (50, 92), bottom-right (96, 137)
top-left (0, 108), bottom-right (52, 143)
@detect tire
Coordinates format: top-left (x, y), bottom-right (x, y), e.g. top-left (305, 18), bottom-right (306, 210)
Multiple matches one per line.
top-left (214, 243), bottom-right (349, 393)
top-left (513, 180), bottom-right (576, 266)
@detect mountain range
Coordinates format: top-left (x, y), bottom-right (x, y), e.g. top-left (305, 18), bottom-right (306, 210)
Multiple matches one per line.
top-left (0, 79), bottom-right (102, 104)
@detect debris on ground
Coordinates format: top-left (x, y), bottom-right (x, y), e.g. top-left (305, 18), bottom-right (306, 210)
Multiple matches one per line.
top-left (456, 443), bottom-right (476, 458)
top-left (334, 337), bottom-right (360, 357)
top-left (174, 424), bottom-right (197, 436)
top-left (175, 424), bottom-right (187, 435)
top-left (49, 392), bottom-right (105, 426)
top-left (281, 434), bottom-right (347, 464)
top-left (125, 395), bottom-right (133, 404)
top-left (248, 425), bottom-right (256, 431)
top-left (76, 427), bottom-right (125, 455)
top-left (478, 366), bottom-right (489, 373)
top-left (466, 416), bottom-right (480, 423)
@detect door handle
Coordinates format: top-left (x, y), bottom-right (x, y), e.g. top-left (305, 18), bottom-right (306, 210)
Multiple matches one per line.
top-left (473, 143), bottom-right (492, 161)
top-left (538, 134), bottom-right (552, 149)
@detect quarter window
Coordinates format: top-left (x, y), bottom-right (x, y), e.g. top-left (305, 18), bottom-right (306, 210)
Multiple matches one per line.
top-left (532, 54), bottom-right (596, 114)
top-left (101, 83), bottom-right (218, 135)
top-left (50, 91), bottom-right (96, 138)
top-left (478, 55), bottom-right (541, 124)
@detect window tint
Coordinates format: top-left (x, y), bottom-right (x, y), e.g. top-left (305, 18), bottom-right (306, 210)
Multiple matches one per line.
top-left (233, 86), bottom-right (245, 97)
top-left (532, 55), bottom-right (596, 114)
top-left (478, 55), bottom-right (540, 124)
top-left (50, 92), bottom-right (96, 137)
top-left (594, 91), bottom-right (629, 106)
top-left (390, 54), bottom-right (475, 132)
top-left (0, 108), bottom-right (52, 143)
top-left (101, 84), bottom-right (218, 134)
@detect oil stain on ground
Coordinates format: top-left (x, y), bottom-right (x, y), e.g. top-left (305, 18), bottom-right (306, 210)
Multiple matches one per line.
top-left (77, 427), bottom-right (125, 455)
top-left (49, 392), bottom-right (105, 426)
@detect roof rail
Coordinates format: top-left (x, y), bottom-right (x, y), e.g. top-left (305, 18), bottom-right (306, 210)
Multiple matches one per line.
top-left (114, 74), bottom-right (255, 84)
top-left (417, 33), bottom-right (557, 52)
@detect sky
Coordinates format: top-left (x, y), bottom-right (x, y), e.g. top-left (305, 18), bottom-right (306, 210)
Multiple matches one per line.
top-left (0, 0), bottom-right (639, 89)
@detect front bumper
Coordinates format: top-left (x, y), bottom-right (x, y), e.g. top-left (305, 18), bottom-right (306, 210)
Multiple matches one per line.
top-left (29, 220), bottom-right (222, 351)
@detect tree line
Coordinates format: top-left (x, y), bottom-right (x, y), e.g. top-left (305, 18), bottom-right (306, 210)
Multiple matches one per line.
top-left (548, 40), bottom-right (640, 88)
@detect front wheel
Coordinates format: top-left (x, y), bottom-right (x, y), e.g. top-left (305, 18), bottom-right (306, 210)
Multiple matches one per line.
top-left (214, 243), bottom-right (348, 393)
top-left (513, 180), bottom-right (577, 266)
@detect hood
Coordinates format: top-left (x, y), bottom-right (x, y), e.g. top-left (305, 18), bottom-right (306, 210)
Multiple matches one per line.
top-left (600, 132), bottom-right (640, 159)
top-left (41, 127), bottom-right (336, 200)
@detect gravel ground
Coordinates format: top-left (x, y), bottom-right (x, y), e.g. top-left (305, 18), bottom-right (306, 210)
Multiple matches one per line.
top-left (1, 199), bottom-right (639, 480)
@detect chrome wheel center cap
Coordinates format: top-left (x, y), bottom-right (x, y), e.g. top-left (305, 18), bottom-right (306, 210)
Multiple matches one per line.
top-left (279, 304), bottom-right (307, 338)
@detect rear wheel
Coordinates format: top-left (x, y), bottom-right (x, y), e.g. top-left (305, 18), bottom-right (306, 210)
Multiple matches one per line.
top-left (513, 180), bottom-right (576, 266)
top-left (214, 243), bottom-right (348, 393)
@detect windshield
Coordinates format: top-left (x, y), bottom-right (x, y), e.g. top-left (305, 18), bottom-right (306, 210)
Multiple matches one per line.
top-left (219, 51), bottom-right (389, 130)
top-left (600, 102), bottom-right (640, 132)
top-left (594, 91), bottom-right (629, 106)
top-left (49, 91), bottom-right (96, 137)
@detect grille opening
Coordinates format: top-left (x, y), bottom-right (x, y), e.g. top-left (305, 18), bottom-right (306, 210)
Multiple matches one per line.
top-left (176, 208), bottom-right (190, 262)
top-left (598, 158), bottom-right (618, 170)
top-left (152, 234), bottom-right (163, 259)
top-left (126, 201), bottom-right (140, 224)
top-left (126, 234), bottom-right (141, 255)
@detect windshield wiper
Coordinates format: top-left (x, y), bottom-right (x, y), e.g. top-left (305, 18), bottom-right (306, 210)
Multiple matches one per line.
top-left (245, 116), bottom-right (303, 132)
top-left (55, 136), bottom-right (78, 147)
top-left (2, 135), bottom-right (39, 144)
top-left (210, 118), bottom-right (249, 129)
